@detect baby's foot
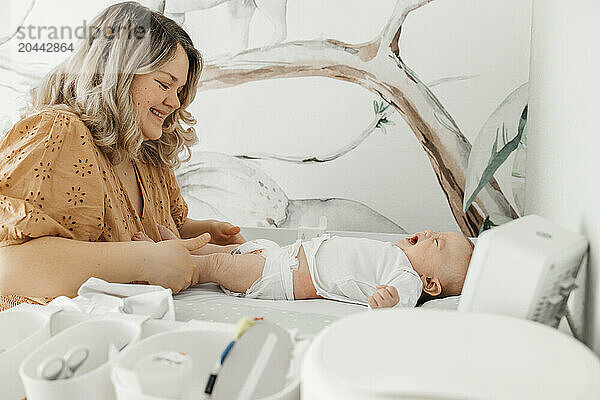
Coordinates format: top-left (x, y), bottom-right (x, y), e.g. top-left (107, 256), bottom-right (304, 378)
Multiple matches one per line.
top-left (157, 224), bottom-right (179, 241)
top-left (132, 231), bottom-right (154, 242)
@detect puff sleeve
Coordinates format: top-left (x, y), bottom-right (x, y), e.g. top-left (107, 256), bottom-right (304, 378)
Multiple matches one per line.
top-left (164, 166), bottom-right (188, 230)
top-left (0, 111), bottom-right (104, 246)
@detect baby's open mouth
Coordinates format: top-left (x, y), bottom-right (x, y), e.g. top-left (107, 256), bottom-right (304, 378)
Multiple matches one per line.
top-left (408, 235), bottom-right (418, 245)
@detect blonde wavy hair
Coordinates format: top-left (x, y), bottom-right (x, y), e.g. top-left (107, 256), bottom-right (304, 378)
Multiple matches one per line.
top-left (26, 1), bottom-right (203, 168)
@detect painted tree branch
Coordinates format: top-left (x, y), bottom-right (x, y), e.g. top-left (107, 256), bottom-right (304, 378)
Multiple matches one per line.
top-left (381, 0), bottom-right (435, 56)
top-left (199, 0), bottom-right (517, 235)
top-left (0, 0), bottom-right (36, 46)
top-left (235, 106), bottom-right (395, 164)
top-left (234, 74), bottom-right (476, 164)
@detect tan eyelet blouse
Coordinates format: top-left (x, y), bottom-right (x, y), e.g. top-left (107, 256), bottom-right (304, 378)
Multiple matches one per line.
top-left (0, 110), bottom-right (188, 310)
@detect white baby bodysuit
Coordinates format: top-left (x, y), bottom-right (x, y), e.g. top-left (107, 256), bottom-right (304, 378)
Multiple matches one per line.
top-left (306, 235), bottom-right (423, 308)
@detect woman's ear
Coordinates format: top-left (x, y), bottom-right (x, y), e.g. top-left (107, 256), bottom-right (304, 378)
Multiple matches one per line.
top-left (420, 276), bottom-right (442, 297)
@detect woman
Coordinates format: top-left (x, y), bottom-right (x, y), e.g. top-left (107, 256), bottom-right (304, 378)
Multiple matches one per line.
top-left (0, 2), bottom-right (243, 310)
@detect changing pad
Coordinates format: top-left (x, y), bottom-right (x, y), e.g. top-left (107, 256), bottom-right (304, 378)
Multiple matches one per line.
top-left (173, 284), bottom-right (461, 335)
top-left (174, 283), bottom-right (365, 335)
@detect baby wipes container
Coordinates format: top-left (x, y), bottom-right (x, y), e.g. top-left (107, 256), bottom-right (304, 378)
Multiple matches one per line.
top-left (0, 308), bottom-right (53, 399)
top-left (301, 309), bottom-right (600, 400)
top-left (19, 316), bottom-right (142, 400)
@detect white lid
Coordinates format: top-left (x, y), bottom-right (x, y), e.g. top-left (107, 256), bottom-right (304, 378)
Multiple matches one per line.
top-left (302, 309), bottom-right (600, 400)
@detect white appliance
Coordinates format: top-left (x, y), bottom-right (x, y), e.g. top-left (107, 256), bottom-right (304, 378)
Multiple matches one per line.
top-left (301, 215), bottom-right (599, 400)
top-left (458, 214), bottom-right (588, 327)
top-left (301, 309), bottom-right (600, 400)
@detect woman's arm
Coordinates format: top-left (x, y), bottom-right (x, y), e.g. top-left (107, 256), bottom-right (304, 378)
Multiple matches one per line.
top-left (179, 218), bottom-right (245, 244)
top-left (0, 234), bottom-right (210, 298)
top-left (134, 227), bottom-right (239, 255)
top-left (178, 218), bottom-right (214, 239)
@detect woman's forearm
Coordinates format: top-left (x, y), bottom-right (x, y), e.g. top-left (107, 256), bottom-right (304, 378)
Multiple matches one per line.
top-left (0, 237), bottom-right (154, 298)
top-left (178, 218), bottom-right (214, 239)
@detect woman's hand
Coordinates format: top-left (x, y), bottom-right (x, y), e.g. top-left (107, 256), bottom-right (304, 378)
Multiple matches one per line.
top-left (139, 233), bottom-right (210, 294)
top-left (368, 285), bottom-right (400, 309)
top-left (133, 225), bottom-right (233, 256)
top-left (207, 220), bottom-right (245, 245)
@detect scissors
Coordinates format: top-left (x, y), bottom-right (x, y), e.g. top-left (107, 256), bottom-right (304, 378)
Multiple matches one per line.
top-left (38, 345), bottom-right (90, 380)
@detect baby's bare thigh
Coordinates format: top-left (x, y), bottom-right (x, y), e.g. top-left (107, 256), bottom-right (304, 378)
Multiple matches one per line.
top-left (292, 245), bottom-right (321, 300)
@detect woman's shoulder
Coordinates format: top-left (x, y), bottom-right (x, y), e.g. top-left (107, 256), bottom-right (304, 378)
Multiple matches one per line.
top-left (1, 108), bottom-right (101, 171)
top-left (17, 107), bottom-right (86, 130)
top-left (6, 108), bottom-right (92, 148)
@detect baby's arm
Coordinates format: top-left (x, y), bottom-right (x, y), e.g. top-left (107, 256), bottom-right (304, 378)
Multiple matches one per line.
top-left (369, 269), bottom-right (422, 309)
top-left (368, 285), bottom-right (400, 309)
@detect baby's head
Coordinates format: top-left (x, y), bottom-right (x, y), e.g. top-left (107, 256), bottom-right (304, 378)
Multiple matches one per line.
top-left (395, 230), bottom-right (474, 300)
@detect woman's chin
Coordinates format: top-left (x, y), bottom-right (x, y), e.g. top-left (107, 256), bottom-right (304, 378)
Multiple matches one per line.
top-left (141, 129), bottom-right (163, 141)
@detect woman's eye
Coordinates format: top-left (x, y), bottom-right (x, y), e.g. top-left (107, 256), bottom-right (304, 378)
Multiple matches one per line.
top-left (157, 81), bottom-right (169, 90)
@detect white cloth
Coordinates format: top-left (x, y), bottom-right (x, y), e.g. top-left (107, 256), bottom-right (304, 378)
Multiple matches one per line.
top-left (309, 235), bottom-right (422, 308)
top-left (48, 277), bottom-right (175, 320)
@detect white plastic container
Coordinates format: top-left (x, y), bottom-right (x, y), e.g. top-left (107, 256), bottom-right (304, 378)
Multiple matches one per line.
top-left (0, 308), bottom-right (53, 399)
top-left (301, 309), bottom-right (600, 400)
top-left (112, 322), bottom-right (301, 400)
top-left (112, 324), bottom-right (234, 400)
top-left (19, 316), bottom-right (142, 400)
top-left (135, 351), bottom-right (194, 399)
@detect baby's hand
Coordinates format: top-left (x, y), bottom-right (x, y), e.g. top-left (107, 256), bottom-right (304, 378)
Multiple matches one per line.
top-left (368, 285), bottom-right (400, 309)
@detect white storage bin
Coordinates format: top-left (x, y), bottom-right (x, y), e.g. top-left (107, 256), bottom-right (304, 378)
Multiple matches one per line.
top-left (19, 316), bottom-right (142, 400)
top-left (0, 308), bottom-right (53, 399)
top-left (112, 322), bottom-right (300, 400)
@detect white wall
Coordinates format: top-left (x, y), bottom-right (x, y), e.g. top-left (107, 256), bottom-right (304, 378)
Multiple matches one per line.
top-left (527, 0), bottom-right (600, 354)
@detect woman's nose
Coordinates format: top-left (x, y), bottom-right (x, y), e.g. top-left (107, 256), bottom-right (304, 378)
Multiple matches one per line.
top-left (164, 91), bottom-right (180, 110)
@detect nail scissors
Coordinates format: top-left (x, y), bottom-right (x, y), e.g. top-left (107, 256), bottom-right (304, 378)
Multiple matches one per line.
top-left (38, 345), bottom-right (90, 380)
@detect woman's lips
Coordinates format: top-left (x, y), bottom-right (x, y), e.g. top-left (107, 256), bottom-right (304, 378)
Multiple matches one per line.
top-left (150, 107), bottom-right (165, 121)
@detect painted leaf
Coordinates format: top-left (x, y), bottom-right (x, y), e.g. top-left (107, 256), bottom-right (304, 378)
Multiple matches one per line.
top-left (511, 122), bottom-right (527, 215)
top-left (480, 213), bottom-right (514, 232)
top-left (463, 83), bottom-right (529, 212)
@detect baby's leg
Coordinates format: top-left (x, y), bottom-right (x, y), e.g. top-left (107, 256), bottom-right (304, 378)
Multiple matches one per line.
top-left (132, 230), bottom-right (239, 255)
top-left (191, 243), bottom-right (240, 255)
top-left (193, 243), bottom-right (321, 300)
top-left (193, 253), bottom-right (266, 294)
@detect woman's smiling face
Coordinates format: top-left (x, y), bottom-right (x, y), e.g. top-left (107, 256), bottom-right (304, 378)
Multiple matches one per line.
top-left (130, 43), bottom-right (189, 141)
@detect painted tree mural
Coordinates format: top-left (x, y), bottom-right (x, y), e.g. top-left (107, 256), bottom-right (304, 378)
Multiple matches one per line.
top-left (194, 0), bottom-right (517, 236)
top-left (0, 0), bottom-right (528, 237)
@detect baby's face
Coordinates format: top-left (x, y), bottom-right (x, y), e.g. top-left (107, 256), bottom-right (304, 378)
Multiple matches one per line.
top-left (395, 230), bottom-right (472, 278)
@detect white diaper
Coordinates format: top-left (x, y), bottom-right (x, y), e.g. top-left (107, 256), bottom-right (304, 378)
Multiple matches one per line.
top-left (222, 239), bottom-right (302, 300)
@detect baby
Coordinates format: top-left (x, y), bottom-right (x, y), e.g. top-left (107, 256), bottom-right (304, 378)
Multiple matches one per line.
top-left (134, 226), bottom-right (474, 309)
